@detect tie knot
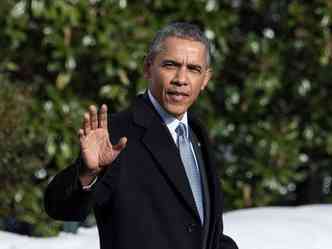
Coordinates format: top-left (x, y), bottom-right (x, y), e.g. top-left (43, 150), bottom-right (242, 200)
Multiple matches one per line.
top-left (176, 122), bottom-right (187, 138)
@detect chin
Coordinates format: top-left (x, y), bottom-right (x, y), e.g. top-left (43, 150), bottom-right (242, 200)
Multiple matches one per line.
top-left (165, 105), bottom-right (187, 119)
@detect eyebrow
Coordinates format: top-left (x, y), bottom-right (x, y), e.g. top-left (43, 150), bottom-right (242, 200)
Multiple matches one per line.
top-left (161, 59), bottom-right (203, 71)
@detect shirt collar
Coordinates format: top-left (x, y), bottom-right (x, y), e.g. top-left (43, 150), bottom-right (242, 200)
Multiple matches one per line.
top-left (148, 89), bottom-right (189, 138)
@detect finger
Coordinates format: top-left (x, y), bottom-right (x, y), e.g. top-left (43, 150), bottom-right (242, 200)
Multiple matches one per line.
top-left (78, 128), bottom-right (85, 141)
top-left (83, 113), bottom-right (91, 135)
top-left (89, 105), bottom-right (98, 130)
top-left (79, 129), bottom-right (87, 149)
top-left (78, 128), bottom-right (84, 137)
top-left (98, 104), bottom-right (108, 129)
top-left (113, 136), bottom-right (127, 151)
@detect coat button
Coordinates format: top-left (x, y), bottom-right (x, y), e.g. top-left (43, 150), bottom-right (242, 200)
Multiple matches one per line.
top-left (187, 223), bottom-right (197, 233)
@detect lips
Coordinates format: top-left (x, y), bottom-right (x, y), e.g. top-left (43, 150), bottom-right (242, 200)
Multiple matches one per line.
top-left (166, 90), bottom-right (189, 102)
top-left (166, 90), bottom-right (189, 97)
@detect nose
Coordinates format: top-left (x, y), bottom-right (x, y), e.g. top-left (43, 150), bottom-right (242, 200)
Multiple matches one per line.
top-left (172, 66), bottom-right (188, 85)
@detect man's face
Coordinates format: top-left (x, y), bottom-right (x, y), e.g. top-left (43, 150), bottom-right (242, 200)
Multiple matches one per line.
top-left (144, 37), bottom-right (212, 119)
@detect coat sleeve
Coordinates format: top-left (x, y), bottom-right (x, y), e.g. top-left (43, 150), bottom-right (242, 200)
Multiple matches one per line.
top-left (44, 157), bottom-right (95, 221)
top-left (44, 112), bottom-right (125, 221)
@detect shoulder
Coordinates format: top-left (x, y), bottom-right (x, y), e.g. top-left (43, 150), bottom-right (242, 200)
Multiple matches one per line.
top-left (107, 94), bottom-right (150, 144)
top-left (107, 105), bottom-right (134, 144)
top-left (109, 106), bottom-right (133, 127)
top-left (188, 113), bottom-right (210, 143)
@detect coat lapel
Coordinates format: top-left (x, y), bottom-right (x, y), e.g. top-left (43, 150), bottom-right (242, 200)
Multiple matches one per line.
top-left (189, 117), bottom-right (223, 249)
top-left (190, 128), bottom-right (211, 247)
top-left (132, 94), bottom-right (201, 221)
top-left (189, 117), bottom-right (222, 208)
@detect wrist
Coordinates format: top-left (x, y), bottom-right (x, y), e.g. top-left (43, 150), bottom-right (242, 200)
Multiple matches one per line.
top-left (79, 159), bottom-right (100, 176)
top-left (79, 173), bottom-right (97, 187)
top-left (80, 167), bottom-right (99, 177)
top-left (81, 175), bottom-right (98, 191)
top-left (79, 164), bottom-right (99, 185)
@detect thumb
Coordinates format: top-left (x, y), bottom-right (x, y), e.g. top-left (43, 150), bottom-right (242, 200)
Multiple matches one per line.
top-left (113, 136), bottom-right (127, 151)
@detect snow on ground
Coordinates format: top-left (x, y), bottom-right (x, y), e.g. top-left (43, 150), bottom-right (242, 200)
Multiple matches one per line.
top-left (0, 226), bottom-right (98, 249)
top-left (223, 204), bottom-right (332, 249)
top-left (1, 205), bottom-right (331, 249)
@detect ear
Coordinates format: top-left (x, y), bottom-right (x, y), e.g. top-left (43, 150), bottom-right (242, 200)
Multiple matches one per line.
top-left (201, 67), bottom-right (212, 91)
top-left (143, 56), bottom-right (151, 80)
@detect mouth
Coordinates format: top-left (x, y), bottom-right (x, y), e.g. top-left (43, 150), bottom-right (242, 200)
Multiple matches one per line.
top-left (166, 90), bottom-right (189, 97)
top-left (166, 90), bottom-right (189, 102)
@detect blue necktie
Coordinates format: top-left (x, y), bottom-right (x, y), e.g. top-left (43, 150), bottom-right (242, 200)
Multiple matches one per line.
top-left (176, 123), bottom-right (204, 224)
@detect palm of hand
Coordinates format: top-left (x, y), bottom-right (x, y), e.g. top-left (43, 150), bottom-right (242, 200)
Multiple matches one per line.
top-left (81, 128), bottom-right (114, 170)
top-left (79, 105), bottom-right (127, 175)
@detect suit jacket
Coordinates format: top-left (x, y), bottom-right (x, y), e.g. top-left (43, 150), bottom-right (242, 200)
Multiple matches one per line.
top-left (44, 93), bottom-right (238, 249)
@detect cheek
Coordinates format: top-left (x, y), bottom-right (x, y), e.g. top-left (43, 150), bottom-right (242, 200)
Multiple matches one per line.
top-left (154, 72), bottom-right (169, 87)
top-left (150, 74), bottom-right (163, 90)
top-left (191, 91), bottom-right (201, 103)
top-left (192, 81), bottom-right (205, 96)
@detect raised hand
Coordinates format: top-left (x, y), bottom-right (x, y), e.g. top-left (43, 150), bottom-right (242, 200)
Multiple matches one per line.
top-left (78, 104), bottom-right (127, 182)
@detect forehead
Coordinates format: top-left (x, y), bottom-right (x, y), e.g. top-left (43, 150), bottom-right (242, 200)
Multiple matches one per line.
top-left (157, 37), bottom-right (207, 65)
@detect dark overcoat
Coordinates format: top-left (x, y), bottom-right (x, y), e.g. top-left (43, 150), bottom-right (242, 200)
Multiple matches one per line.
top-left (44, 94), bottom-right (238, 249)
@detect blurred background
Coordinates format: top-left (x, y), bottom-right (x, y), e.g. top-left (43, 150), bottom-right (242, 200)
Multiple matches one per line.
top-left (1, 0), bottom-right (332, 237)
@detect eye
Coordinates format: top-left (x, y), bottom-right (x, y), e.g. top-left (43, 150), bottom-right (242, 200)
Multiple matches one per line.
top-left (187, 65), bottom-right (202, 74)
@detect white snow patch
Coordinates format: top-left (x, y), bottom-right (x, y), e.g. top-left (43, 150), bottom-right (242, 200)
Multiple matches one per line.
top-left (223, 204), bottom-right (332, 249)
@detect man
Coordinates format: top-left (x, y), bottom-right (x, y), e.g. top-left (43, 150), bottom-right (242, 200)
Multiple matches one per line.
top-left (45, 22), bottom-right (238, 249)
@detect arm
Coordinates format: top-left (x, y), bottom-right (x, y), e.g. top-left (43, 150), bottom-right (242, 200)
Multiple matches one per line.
top-left (44, 159), bottom-right (94, 221)
top-left (44, 104), bottom-right (127, 221)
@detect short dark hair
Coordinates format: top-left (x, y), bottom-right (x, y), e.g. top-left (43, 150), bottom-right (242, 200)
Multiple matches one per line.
top-left (146, 22), bottom-right (211, 66)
